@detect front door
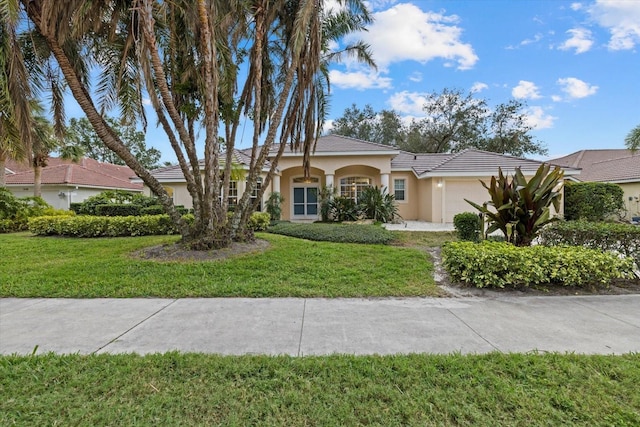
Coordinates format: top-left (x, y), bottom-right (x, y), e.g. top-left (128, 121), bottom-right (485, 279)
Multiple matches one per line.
top-left (292, 186), bottom-right (318, 219)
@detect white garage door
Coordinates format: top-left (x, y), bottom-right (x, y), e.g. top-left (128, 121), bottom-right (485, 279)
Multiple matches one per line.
top-left (444, 179), bottom-right (488, 222)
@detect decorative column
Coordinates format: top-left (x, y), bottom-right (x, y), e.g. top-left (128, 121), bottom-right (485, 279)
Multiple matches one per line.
top-left (325, 174), bottom-right (334, 190)
top-left (273, 174), bottom-right (281, 193)
top-left (381, 173), bottom-right (390, 192)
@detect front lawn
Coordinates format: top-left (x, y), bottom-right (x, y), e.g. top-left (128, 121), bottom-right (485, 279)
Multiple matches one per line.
top-left (2, 352), bottom-right (639, 425)
top-left (0, 232), bottom-right (438, 298)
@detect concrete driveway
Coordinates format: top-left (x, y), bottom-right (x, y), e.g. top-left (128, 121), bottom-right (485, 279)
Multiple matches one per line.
top-left (1, 295), bottom-right (638, 356)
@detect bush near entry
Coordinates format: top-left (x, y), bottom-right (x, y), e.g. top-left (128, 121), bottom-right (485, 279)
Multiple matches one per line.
top-left (0, 188), bottom-right (71, 233)
top-left (442, 241), bottom-right (634, 289)
top-left (453, 212), bottom-right (482, 242)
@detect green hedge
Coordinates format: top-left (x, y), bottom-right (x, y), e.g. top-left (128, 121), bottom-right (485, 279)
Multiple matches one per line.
top-left (28, 215), bottom-right (178, 237)
top-left (453, 212), bottom-right (481, 242)
top-left (267, 222), bottom-right (394, 244)
top-left (442, 241), bottom-right (634, 288)
top-left (564, 182), bottom-right (625, 221)
top-left (140, 205), bottom-right (165, 215)
top-left (28, 211), bottom-right (270, 238)
top-left (95, 204), bottom-right (142, 217)
top-left (538, 220), bottom-right (640, 266)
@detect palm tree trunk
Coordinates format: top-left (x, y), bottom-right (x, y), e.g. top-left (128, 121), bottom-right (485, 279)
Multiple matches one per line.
top-left (22, 0), bottom-right (190, 239)
top-left (33, 165), bottom-right (42, 197)
top-left (0, 156), bottom-right (6, 187)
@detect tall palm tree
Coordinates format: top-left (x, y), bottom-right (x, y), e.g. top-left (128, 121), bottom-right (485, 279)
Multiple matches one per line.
top-left (15, 0), bottom-right (375, 249)
top-left (626, 124), bottom-right (640, 153)
top-left (0, 0), bottom-right (34, 186)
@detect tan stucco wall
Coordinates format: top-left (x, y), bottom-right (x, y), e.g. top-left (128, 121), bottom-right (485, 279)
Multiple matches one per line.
top-left (276, 154), bottom-right (393, 175)
top-left (391, 172), bottom-right (418, 220)
top-left (620, 182), bottom-right (640, 219)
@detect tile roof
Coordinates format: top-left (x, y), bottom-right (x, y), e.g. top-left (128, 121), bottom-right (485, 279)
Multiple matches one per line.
top-left (147, 149), bottom-right (272, 182)
top-left (4, 157), bottom-right (142, 190)
top-left (552, 149), bottom-right (639, 183)
top-left (272, 134), bottom-right (400, 155)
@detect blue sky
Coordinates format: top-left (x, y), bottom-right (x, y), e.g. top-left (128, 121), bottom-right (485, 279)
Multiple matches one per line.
top-left (323, 0), bottom-right (639, 160)
top-left (60, 0), bottom-right (639, 164)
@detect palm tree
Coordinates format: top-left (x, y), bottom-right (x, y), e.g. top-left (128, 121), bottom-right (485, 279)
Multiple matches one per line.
top-left (0, 1), bottom-right (34, 186)
top-left (15, 0), bottom-right (375, 249)
top-left (625, 124), bottom-right (640, 153)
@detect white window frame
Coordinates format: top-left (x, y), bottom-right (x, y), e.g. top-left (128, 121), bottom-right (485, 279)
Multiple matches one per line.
top-left (393, 178), bottom-right (406, 202)
top-left (339, 176), bottom-right (372, 204)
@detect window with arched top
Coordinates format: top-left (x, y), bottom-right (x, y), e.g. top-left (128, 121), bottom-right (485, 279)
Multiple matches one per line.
top-left (340, 177), bottom-right (371, 203)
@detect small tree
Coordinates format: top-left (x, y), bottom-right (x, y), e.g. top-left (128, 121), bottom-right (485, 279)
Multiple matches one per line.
top-left (265, 192), bottom-right (284, 222)
top-left (466, 164), bottom-right (564, 246)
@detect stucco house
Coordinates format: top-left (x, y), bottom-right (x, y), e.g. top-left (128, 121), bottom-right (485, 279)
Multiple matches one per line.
top-left (142, 135), bottom-right (580, 223)
top-left (4, 157), bottom-right (143, 210)
top-left (552, 149), bottom-right (640, 220)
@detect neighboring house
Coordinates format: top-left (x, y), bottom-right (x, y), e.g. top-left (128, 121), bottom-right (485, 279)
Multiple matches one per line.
top-left (552, 149), bottom-right (640, 220)
top-left (4, 157), bottom-right (142, 210)
top-left (142, 135), bottom-right (580, 223)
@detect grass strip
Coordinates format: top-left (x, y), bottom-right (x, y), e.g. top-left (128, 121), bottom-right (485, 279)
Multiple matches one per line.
top-left (0, 232), bottom-right (437, 298)
top-left (1, 352), bottom-right (639, 425)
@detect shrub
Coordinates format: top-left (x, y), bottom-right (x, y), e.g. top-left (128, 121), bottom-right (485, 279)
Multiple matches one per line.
top-left (69, 203), bottom-right (83, 214)
top-left (140, 205), bottom-right (165, 215)
top-left (95, 204), bottom-right (141, 217)
top-left (539, 220), bottom-right (640, 266)
top-left (28, 214), bottom-right (180, 237)
top-left (267, 222), bottom-right (394, 244)
top-left (0, 188), bottom-right (71, 232)
top-left (442, 241), bottom-right (635, 288)
top-left (248, 212), bottom-right (271, 231)
top-left (357, 186), bottom-right (398, 223)
top-left (74, 190), bottom-right (157, 215)
top-left (564, 182), bottom-right (625, 221)
top-left (329, 196), bottom-right (359, 222)
top-left (265, 192), bottom-right (284, 221)
top-left (466, 164), bottom-right (564, 246)
top-left (453, 212), bottom-right (482, 242)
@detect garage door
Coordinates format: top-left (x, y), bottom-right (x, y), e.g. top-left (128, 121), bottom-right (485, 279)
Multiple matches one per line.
top-left (444, 179), bottom-right (488, 222)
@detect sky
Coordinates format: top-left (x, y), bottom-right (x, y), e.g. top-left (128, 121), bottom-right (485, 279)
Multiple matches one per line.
top-left (60, 0), bottom-right (640, 164)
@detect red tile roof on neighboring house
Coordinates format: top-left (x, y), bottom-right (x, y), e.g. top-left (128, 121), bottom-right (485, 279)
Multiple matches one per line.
top-left (552, 149), bottom-right (640, 183)
top-left (4, 157), bottom-right (142, 190)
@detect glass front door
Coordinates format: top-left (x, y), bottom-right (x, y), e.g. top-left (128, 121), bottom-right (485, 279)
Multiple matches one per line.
top-left (293, 186), bottom-right (318, 218)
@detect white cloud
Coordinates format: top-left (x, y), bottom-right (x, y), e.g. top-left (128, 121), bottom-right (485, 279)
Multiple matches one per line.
top-left (408, 72), bottom-right (423, 82)
top-left (521, 33), bottom-right (543, 46)
top-left (328, 70), bottom-right (393, 90)
top-left (524, 106), bottom-right (556, 130)
top-left (322, 119), bottom-right (335, 134)
top-left (387, 91), bottom-right (430, 116)
top-left (551, 95), bottom-right (563, 102)
top-left (470, 82), bottom-right (488, 93)
top-left (558, 28), bottom-right (593, 54)
top-left (589, 0), bottom-right (640, 50)
top-left (557, 77), bottom-right (598, 99)
top-left (512, 81), bottom-right (542, 100)
top-left (351, 3), bottom-right (478, 70)
top-left (570, 2), bottom-right (583, 11)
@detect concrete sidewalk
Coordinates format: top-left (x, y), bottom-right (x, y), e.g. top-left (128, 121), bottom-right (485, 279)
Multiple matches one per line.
top-left (1, 295), bottom-right (639, 356)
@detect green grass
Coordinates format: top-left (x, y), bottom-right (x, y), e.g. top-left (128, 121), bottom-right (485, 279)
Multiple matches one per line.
top-left (391, 230), bottom-right (458, 247)
top-left (2, 352), bottom-right (639, 425)
top-left (0, 232), bottom-right (438, 298)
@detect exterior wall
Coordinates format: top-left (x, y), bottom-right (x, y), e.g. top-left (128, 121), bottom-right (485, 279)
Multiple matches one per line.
top-left (416, 178), bottom-right (435, 222)
top-left (391, 172), bottom-right (418, 220)
top-left (620, 182), bottom-right (640, 219)
top-left (276, 154), bottom-right (392, 176)
top-left (8, 185), bottom-right (125, 210)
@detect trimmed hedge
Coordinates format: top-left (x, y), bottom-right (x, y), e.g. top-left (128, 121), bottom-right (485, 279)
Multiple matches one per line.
top-left (28, 211), bottom-right (270, 238)
top-left (267, 222), bottom-right (394, 244)
top-left (28, 215), bottom-right (178, 237)
top-left (538, 220), bottom-right (640, 265)
top-left (95, 204), bottom-right (141, 217)
top-left (564, 182), bottom-right (625, 221)
top-left (453, 212), bottom-right (481, 242)
top-left (442, 241), bottom-right (634, 288)
top-left (140, 205), bottom-right (165, 215)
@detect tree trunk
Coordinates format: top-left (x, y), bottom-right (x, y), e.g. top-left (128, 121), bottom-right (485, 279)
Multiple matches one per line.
top-left (33, 165), bottom-right (42, 197)
top-left (23, 0), bottom-right (190, 240)
top-left (0, 157), bottom-right (6, 187)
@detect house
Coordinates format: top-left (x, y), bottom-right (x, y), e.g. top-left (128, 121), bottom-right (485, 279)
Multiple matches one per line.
top-left (552, 149), bottom-right (640, 220)
top-left (142, 135), bottom-right (580, 223)
top-left (4, 157), bottom-right (143, 210)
